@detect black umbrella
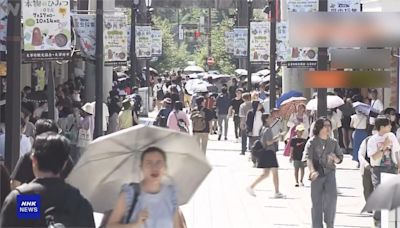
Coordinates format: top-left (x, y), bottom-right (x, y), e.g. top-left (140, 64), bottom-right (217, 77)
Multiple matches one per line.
top-left (362, 175), bottom-right (400, 213)
top-left (25, 91), bottom-right (48, 103)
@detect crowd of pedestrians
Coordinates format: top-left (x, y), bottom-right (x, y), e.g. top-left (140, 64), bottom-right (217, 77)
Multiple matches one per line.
top-left (1, 65), bottom-right (400, 228)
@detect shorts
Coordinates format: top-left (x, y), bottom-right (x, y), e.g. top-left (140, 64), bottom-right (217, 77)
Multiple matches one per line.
top-left (293, 160), bottom-right (306, 169)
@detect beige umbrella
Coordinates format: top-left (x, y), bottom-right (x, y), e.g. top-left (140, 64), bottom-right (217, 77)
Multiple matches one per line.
top-left (66, 125), bottom-right (212, 212)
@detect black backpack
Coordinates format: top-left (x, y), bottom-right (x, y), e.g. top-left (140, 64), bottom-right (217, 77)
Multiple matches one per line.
top-left (16, 184), bottom-right (81, 228)
top-left (155, 109), bottom-right (170, 127)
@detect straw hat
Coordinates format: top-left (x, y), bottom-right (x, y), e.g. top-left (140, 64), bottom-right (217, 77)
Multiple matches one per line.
top-left (81, 103), bottom-right (94, 115)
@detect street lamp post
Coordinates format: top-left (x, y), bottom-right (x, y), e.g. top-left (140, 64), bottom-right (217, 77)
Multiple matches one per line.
top-left (269, 0), bottom-right (277, 110)
top-left (130, 0), bottom-right (140, 86)
top-left (247, 0), bottom-right (253, 92)
top-left (317, 0), bottom-right (328, 118)
top-left (94, 0), bottom-right (104, 139)
top-left (145, 0), bottom-right (152, 116)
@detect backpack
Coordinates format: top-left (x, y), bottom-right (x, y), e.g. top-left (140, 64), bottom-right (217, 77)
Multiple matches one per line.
top-left (132, 94), bottom-right (142, 112)
top-left (156, 86), bottom-right (164, 100)
top-left (191, 108), bottom-right (207, 132)
top-left (155, 109), bottom-right (169, 128)
top-left (16, 183), bottom-right (81, 228)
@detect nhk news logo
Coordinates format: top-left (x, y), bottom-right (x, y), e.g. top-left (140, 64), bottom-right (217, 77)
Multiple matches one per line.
top-left (16, 194), bottom-right (41, 219)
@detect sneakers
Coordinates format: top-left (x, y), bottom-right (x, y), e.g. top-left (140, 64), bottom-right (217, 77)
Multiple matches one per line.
top-left (235, 138), bottom-right (240, 143)
top-left (224, 137), bottom-right (228, 141)
top-left (299, 182), bottom-right (304, 187)
top-left (274, 192), bottom-right (286, 199)
top-left (218, 135), bottom-right (221, 141)
top-left (295, 183), bottom-right (299, 187)
top-left (246, 187), bottom-right (256, 197)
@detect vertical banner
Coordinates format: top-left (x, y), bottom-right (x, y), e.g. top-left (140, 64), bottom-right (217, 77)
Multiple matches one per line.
top-left (328, 0), bottom-right (361, 12)
top-left (233, 28), bottom-right (248, 58)
top-left (0, 0), bottom-right (6, 52)
top-left (72, 14), bottom-right (96, 60)
top-left (135, 26), bottom-right (152, 59)
top-left (224, 31), bottom-right (234, 54)
top-left (151, 29), bottom-right (162, 57)
top-left (22, 0), bottom-right (71, 61)
top-left (285, 0), bottom-right (318, 67)
top-left (250, 22), bottom-right (270, 62)
top-left (276, 21), bottom-right (289, 61)
top-left (103, 14), bottom-right (128, 66)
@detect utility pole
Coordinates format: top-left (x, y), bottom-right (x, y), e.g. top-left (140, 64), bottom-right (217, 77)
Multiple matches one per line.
top-left (269, 0), bottom-right (277, 110)
top-left (5, 0), bottom-right (21, 170)
top-left (246, 0), bottom-right (253, 92)
top-left (94, 0), bottom-right (104, 138)
top-left (317, 0), bottom-right (328, 118)
top-left (208, 6), bottom-right (212, 58)
top-left (130, 0), bottom-right (139, 86)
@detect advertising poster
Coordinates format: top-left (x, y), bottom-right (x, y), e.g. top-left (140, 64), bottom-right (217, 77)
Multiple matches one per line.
top-left (151, 29), bottom-right (162, 57)
top-left (233, 28), bottom-right (248, 58)
top-left (286, 0), bottom-right (318, 67)
top-left (224, 31), bottom-right (234, 54)
top-left (136, 26), bottom-right (152, 59)
top-left (103, 14), bottom-right (128, 66)
top-left (249, 22), bottom-right (270, 62)
top-left (22, 0), bottom-right (71, 61)
top-left (72, 14), bottom-right (96, 60)
top-left (0, 0), bottom-right (6, 52)
top-left (328, 0), bottom-right (361, 12)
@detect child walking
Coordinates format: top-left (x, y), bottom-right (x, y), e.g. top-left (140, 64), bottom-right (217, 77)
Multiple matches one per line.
top-left (289, 124), bottom-right (308, 187)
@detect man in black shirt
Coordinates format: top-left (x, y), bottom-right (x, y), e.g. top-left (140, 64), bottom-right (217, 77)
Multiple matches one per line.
top-left (229, 88), bottom-right (244, 142)
top-left (228, 78), bottom-right (239, 100)
top-left (0, 132), bottom-right (95, 227)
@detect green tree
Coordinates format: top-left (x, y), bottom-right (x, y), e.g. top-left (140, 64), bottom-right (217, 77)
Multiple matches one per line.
top-left (194, 18), bottom-right (236, 74)
top-left (151, 16), bottom-right (193, 73)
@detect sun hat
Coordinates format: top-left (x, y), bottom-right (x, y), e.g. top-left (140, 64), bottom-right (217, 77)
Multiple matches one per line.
top-left (81, 103), bottom-right (94, 115)
top-left (296, 124), bottom-right (305, 132)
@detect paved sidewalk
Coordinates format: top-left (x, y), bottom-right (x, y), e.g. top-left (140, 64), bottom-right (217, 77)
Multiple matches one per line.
top-left (180, 124), bottom-right (374, 228)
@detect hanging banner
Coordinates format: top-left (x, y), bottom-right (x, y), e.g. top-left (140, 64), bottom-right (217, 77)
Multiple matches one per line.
top-left (136, 26), bottom-right (152, 59)
top-left (72, 14), bottom-right (96, 60)
top-left (233, 27), bottom-right (248, 58)
top-left (224, 31), bottom-right (234, 54)
top-left (284, 0), bottom-right (318, 67)
top-left (276, 21), bottom-right (289, 62)
top-left (250, 22), bottom-right (270, 62)
top-left (151, 29), bottom-right (162, 57)
top-left (22, 0), bottom-right (71, 61)
top-left (0, 0), bottom-right (6, 52)
top-left (287, 0), bottom-right (318, 12)
top-left (103, 15), bottom-right (128, 66)
top-left (328, 0), bottom-right (361, 12)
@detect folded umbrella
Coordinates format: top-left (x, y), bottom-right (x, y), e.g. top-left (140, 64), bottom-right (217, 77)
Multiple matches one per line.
top-left (362, 175), bottom-right (400, 213)
top-left (66, 125), bottom-right (212, 212)
top-left (306, 95), bottom-right (344, 111)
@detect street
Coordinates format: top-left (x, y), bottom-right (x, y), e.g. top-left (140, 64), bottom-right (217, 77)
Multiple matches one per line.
top-left (180, 120), bottom-right (373, 228)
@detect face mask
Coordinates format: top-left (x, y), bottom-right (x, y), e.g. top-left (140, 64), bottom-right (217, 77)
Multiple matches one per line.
top-left (390, 115), bottom-right (396, 122)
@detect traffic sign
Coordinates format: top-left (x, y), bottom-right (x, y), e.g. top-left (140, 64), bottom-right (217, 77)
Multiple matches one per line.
top-left (207, 57), bottom-right (215, 65)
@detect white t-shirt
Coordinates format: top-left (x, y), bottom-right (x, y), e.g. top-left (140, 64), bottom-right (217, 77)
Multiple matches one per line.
top-left (367, 132), bottom-right (400, 167)
top-left (252, 111), bottom-right (263, 137)
top-left (351, 113), bottom-right (367, 129)
top-left (369, 99), bottom-right (384, 125)
top-left (0, 134), bottom-right (32, 159)
top-left (331, 109), bottom-right (343, 131)
top-left (91, 102), bottom-right (109, 132)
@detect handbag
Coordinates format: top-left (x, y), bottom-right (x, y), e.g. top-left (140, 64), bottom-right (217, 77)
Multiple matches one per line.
top-left (77, 128), bottom-right (91, 147)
